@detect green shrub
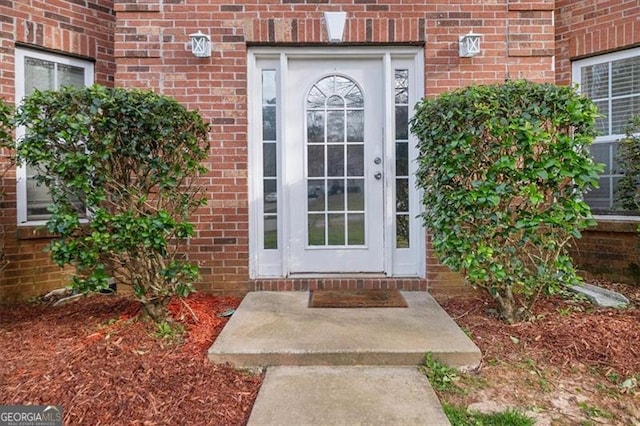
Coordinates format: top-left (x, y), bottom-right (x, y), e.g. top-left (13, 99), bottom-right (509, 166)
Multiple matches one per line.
top-left (410, 80), bottom-right (602, 323)
top-left (614, 115), bottom-right (640, 212)
top-left (14, 85), bottom-right (209, 321)
top-left (0, 98), bottom-right (11, 147)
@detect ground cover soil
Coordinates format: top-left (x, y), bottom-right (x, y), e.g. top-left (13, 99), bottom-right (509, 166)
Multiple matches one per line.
top-left (1, 281), bottom-right (638, 425)
top-left (435, 280), bottom-right (640, 425)
top-left (0, 293), bottom-right (262, 425)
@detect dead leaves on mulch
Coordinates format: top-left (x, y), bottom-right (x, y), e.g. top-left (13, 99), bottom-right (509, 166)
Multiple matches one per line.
top-left (441, 287), bottom-right (640, 378)
top-left (0, 293), bottom-right (262, 425)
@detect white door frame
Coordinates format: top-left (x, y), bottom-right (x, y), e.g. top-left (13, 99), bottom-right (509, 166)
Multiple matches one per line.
top-left (248, 47), bottom-right (425, 279)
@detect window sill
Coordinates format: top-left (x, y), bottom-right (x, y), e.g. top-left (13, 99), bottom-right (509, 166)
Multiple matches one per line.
top-left (589, 217), bottom-right (640, 233)
top-left (16, 223), bottom-right (90, 240)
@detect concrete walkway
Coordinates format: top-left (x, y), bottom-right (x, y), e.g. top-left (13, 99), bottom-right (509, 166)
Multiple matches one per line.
top-left (208, 291), bottom-right (481, 425)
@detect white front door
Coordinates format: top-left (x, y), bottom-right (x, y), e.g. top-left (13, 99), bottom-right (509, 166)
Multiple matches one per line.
top-left (286, 58), bottom-right (385, 273)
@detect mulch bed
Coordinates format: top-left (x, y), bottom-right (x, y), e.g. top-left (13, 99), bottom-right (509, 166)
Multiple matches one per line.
top-left (440, 284), bottom-right (640, 377)
top-left (0, 293), bottom-right (263, 425)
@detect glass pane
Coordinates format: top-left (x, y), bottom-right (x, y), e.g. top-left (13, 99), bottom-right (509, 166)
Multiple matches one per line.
top-left (590, 143), bottom-right (611, 174)
top-left (344, 91), bottom-right (363, 108)
top-left (327, 95), bottom-right (344, 108)
top-left (308, 214), bottom-right (325, 245)
top-left (396, 215), bottom-right (410, 248)
top-left (396, 142), bottom-right (409, 176)
top-left (347, 179), bottom-right (364, 211)
top-left (307, 85), bottom-right (326, 109)
top-left (612, 96), bottom-right (640, 135)
top-left (308, 179), bottom-right (325, 211)
top-left (346, 145), bottom-right (364, 176)
top-left (594, 100), bottom-right (609, 136)
top-left (262, 70), bottom-right (276, 104)
top-left (263, 143), bottom-right (277, 177)
top-left (581, 63), bottom-right (609, 99)
top-left (26, 171), bottom-right (53, 221)
top-left (327, 213), bottom-right (345, 245)
top-left (395, 69), bottom-right (409, 104)
top-left (25, 57), bottom-right (54, 95)
top-left (327, 145), bottom-right (344, 177)
top-left (611, 142), bottom-right (620, 174)
top-left (396, 178), bottom-right (409, 213)
top-left (57, 64), bottom-right (85, 88)
top-left (263, 179), bottom-right (277, 212)
top-left (395, 106), bottom-right (409, 140)
top-left (316, 78), bottom-right (334, 98)
top-left (348, 214), bottom-right (365, 245)
top-left (308, 145), bottom-right (325, 177)
top-left (328, 179), bottom-right (345, 211)
top-left (262, 106), bottom-right (276, 141)
top-left (334, 76), bottom-right (353, 96)
top-left (344, 83), bottom-right (363, 108)
top-left (307, 111), bottom-right (325, 143)
top-left (585, 177), bottom-right (611, 210)
top-left (347, 110), bottom-right (364, 142)
top-left (612, 56), bottom-right (640, 97)
top-left (264, 216), bottom-right (277, 249)
top-left (327, 111), bottom-right (345, 142)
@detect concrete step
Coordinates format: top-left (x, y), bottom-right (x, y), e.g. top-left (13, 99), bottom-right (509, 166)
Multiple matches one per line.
top-left (208, 291), bottom-right (481, 368)
top-left (247, 366), bottom-right (451, 426)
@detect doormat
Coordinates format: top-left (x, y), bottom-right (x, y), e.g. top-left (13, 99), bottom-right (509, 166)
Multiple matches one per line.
top-left (308, 289), bottom-right (408, 308)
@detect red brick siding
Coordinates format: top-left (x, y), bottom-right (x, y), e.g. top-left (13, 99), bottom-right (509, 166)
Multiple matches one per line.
top-left (570, 222), bottom-right (640, 285)
top-left (555, 0), bottom-right (640, 85)
top-left (0, 0), bottom-right (115, 301)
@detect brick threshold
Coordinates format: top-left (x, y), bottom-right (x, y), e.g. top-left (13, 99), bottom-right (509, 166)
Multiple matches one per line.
top-left (250, 277), bottom-right (428, 292)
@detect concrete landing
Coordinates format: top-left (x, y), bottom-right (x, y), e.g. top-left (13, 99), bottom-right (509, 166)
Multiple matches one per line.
top-left (208, 291), bottom-right (480, 368)
top-left (247, 366), bottom-right (451, 426)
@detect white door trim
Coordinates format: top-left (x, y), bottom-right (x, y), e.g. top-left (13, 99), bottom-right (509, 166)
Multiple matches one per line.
top-left (248, 47), bottom-right (425, 279)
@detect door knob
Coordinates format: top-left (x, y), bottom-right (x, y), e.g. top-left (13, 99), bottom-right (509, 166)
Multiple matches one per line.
top-left (374, 172), bottom-right (382, 180)
top-left (374, 157), bottom-right (382, 165)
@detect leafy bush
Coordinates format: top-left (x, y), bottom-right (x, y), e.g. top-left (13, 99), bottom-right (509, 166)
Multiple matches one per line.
top-left (614, 115), bottom-right (640, 211)
top-left (14, 85), bottom-right (209, 321)
top-left (0, 99), bottom-right (11, 147)
top-left (411, 80), bottom-right (601, 323)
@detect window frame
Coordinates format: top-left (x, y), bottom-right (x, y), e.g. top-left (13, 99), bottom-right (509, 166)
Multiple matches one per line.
top-left (15, 47), bottom-right (94, 226)
top-left (572, 47), bottom-right (640, 219)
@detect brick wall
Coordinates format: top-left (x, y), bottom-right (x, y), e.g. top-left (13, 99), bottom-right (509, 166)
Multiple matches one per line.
top-left (556, 1), bottom-right (640, 284)
top-left (0, 0), bottom-right (115, 300)
top-left (111, 0), bottom-right (555, 296)
top-left (570, 221), bottom-right (640, 285)
top-left (555, 0), bottom-right (640, 85)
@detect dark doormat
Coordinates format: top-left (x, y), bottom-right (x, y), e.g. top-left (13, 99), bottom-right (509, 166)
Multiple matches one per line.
top-left (308, 289), bottom-right (408, 308)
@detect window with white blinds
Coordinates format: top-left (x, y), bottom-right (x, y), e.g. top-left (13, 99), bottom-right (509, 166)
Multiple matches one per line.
top-left (573, 47), bottom-right (640, 214)
top-left (15, 48), bottom-right (94, 224)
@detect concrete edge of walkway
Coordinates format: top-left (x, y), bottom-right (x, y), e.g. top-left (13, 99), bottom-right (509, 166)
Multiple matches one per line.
top-left (247, 366), bottom-right (451, 426)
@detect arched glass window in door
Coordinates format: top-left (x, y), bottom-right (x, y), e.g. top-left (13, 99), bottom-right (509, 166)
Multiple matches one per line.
top-left (305, 75), bottom-right (365, 246)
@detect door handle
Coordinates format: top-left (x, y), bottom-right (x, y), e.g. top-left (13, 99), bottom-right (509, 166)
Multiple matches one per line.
top-left (374, 172), bottom-right (382, 180)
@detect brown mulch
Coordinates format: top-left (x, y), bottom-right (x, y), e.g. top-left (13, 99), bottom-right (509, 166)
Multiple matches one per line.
top-left (440, 285), bottom-right (640, 377)
top-left (0, 293), bottom-right (263, 425)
